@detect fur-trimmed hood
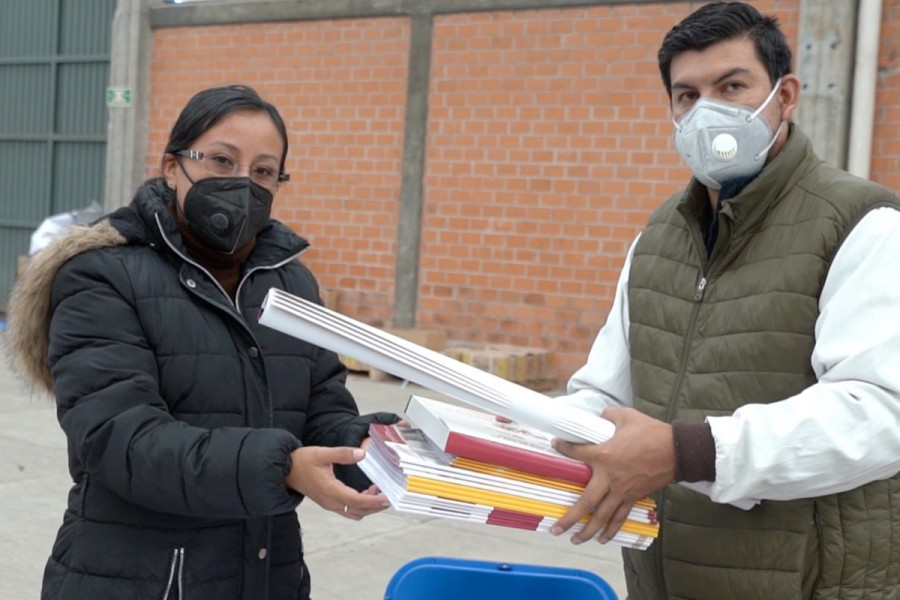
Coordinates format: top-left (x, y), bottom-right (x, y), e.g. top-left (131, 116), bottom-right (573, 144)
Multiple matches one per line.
top-left (6, 219), bottom-right (128, 394)
top-left (5, 178), bottom-right (175, 394)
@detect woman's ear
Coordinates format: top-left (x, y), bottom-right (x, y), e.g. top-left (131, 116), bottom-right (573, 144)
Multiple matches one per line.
top-left (161, 154), bottom-right (177, 189)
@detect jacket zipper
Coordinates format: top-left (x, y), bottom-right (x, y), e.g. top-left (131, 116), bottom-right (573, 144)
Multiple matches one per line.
top-left (153, 213), bottom-right (304, 429)
top-left (233, 250), bottom-right (309, 429)
top-left (161, 547), bottom-right (185, 600)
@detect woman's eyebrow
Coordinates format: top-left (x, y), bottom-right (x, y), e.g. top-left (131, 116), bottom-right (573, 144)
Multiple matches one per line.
top-left (204, 141), bottom-right (279, 162)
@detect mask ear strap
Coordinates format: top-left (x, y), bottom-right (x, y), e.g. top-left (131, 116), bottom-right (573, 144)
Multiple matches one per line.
top-left (749, 78), bottom-right (783, 121)
top-left (749, 78), bottom-right (785, 161)
top-left (754, 119), bottom-right (786, 161)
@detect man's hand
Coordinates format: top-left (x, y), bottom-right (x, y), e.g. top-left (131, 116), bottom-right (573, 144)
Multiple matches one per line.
top-left (284, 446), bottom-right (391, 520)
top-left (551, 407), bottom-right (675, 543)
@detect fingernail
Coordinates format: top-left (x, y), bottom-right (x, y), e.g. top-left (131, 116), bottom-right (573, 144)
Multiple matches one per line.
top-left (353, 449), bottom-right (365, 459)
top-left (550, 526), bottom-right (562, 536)
top-left (571, 537), bottom-right (584, 545)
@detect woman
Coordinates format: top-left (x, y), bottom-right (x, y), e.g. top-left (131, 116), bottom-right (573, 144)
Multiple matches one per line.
top-left (6, 84), bottom-right (400, 599)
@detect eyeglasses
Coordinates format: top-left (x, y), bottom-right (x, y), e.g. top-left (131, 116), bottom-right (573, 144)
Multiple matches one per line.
top-left (175, 149), bottom-right (290, 189)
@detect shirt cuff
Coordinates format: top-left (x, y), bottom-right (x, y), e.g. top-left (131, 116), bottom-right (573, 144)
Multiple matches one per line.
top-left (672, 420), bottom-right (716, 483)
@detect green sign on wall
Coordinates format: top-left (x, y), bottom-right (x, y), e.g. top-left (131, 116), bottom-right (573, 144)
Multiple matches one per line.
top-left (106, 86), bottom-right (132, 107)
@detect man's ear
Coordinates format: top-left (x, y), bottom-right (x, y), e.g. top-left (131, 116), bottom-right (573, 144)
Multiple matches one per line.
top-left (778, 74), bottom-right (802, 122)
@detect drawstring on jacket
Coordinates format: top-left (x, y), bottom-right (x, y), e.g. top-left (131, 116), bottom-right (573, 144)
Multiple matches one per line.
top-left (161, 547), bottom-right (185, 600)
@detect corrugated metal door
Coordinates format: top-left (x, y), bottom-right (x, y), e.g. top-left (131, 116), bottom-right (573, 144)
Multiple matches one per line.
top-left (0, 0), bottom-right (115, 312)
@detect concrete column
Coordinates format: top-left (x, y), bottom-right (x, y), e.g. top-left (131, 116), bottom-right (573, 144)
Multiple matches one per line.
top-left (795, 0), bottom-right (858, 169)
top-left (104, 0), bottom-right (152, 211)
top-left (392, 13), bottom-right (433, 329)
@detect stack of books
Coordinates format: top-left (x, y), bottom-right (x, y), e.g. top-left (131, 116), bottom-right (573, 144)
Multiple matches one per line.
top-left (256, 287), bottom-right (659, 545)
top-left (359, 395), bottom-right (658, 550)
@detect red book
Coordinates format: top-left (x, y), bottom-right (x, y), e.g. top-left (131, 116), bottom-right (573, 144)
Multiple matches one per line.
top-left (486, 508), bottom-right (545, 530)
top-left (403, 395), bottom-right (593, 486)
top-left (367, 422), bottom-right (404, 467)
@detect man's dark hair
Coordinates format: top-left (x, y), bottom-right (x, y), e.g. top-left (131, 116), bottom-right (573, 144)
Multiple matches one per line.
top-left (163, 84), bottom-right (289, 176)
top-left (658, 2), bottom-right (793, 97)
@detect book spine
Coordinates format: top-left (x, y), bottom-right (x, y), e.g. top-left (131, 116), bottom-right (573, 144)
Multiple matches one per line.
top-left (486, 508), bottom-right (545, 530)
top-left (443, 432), bottom-right (592, 485)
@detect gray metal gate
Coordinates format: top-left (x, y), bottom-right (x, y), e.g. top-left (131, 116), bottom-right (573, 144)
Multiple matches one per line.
top-left (0, 0), bottom-right (115, 312)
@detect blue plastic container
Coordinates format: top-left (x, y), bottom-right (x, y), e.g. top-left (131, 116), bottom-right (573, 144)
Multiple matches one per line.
top-left (384, 556), bottom-right (618, 600)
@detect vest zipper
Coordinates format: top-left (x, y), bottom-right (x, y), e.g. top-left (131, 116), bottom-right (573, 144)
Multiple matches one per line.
top-left (652, 211), bottom-right (733, 594)
top-left (653, 287), bottom-right (707, 596)
top-left (161, 547), bottom-right (185, 600)
top-left (693, 276), bottom-right (707, 302)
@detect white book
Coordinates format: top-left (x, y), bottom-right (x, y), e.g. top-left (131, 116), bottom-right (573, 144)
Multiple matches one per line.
top-left (257, 288), bottom-right (615, 444)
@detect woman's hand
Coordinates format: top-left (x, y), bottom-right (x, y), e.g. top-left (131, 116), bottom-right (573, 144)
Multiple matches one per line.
top-left (284, 446), bottom-right (391, 520)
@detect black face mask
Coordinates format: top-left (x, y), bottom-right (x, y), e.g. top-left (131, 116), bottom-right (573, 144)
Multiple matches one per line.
top-left (181, 177), bottom-right (273, 254)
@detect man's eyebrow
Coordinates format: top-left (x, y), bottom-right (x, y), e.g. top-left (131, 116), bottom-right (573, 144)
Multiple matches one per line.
top-left (671, 67), bottom-right (755, 92)
top-left (713, 67), bottom-right (753, 85)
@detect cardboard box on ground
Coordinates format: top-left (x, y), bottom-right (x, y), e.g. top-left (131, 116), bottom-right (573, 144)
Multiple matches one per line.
top-left (342, 328), bottom-right (449, 383)
top-left (443, 343), bottom-right (557, 392)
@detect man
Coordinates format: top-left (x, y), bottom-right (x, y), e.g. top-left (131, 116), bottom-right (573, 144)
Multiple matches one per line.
top-left (549, 3), bottom-right (900, 598)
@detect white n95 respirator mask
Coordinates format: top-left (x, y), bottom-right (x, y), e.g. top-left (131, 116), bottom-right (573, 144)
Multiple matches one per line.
top-left (673, 79), bottom-right (784, 190)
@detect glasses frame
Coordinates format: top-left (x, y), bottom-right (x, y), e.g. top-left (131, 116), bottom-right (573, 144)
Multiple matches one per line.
top-left (175, 149), bottom-right (290, 186)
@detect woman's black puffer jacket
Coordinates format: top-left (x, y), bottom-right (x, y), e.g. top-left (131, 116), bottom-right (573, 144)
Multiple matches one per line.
top-left (6, 179), bottom-right (398, 599)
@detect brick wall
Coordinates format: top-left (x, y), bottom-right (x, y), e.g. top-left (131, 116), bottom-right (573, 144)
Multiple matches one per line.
top-left (873, 0), bottom-right (900, 192)
top-left (147, 0), bottom-right (898, 383)
top-left (419, 2), bottom-right (799, 381)
top-left (149, 18), bottom-right (410, 329)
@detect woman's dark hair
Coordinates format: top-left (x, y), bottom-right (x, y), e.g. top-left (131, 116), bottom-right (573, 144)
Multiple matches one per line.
top-left (658, 2), bottom-right (793, 97)
top-left (162, 84), bottom-right (289, 176)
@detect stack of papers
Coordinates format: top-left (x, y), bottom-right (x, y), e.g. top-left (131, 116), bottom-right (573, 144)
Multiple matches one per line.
top-left (358, 398), bottom-right (658, 550)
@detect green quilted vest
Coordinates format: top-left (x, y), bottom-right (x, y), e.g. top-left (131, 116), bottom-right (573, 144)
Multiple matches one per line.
top-left (624, 127), bottom-right (900, 599)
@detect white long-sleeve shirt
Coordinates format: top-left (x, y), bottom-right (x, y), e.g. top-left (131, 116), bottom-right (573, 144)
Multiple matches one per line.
top-left (556, 207), bottom-right (900, 507)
